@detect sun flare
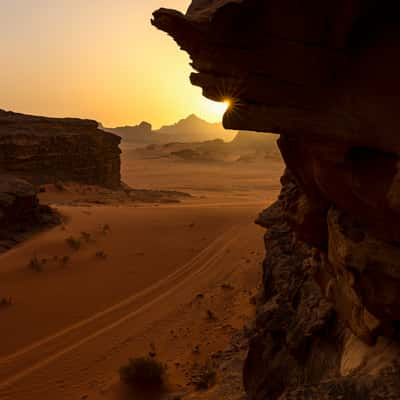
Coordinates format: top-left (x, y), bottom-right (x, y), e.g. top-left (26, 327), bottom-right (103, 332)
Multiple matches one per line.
top-left (203, 99), bottom-right (231, 118)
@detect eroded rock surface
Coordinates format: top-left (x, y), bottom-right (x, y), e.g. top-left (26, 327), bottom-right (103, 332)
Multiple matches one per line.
top-left (0, 110), bottom-right (121, 188)
top-left (0, 176), bottom-right (59, 253)
top-left (153, 1), bottom-right (400, 399)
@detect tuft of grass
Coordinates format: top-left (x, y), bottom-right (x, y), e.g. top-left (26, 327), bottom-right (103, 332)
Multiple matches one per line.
top-left (221, 283), bottom-right (234, 290)
top-left (29, 255), bottom-right (43, 272)
top-left (61, 255), bottom-right (70, 265)
top-left (119, 357), bottom-right (166, 389)
top-left (102, 224), bottom-right (111, 235)
top-left (206, 309), bottom-right (217, 321)
top-left (0, 297), bottom-right (12, 307)
top-left (80, 231), bottom-right (92, 243)
top-left (65, 236), bottom-right (81, 251)
top-left (95, 251), bottom-right (108, 260)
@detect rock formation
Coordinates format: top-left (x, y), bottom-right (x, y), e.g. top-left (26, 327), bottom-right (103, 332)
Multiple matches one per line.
top-left (155, 114), bottom-right (235, 143)
top-left (0, 176), bottom-right (59, 252)
top-left (153, 1), bottom-right (400, 398)
top-left (0, 110), bottom-right (121, 188)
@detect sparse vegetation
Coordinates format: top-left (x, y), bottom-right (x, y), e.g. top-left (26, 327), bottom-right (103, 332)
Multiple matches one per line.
top-left (221, 283), bottom-right (234, 290)
top-left (119, 357), bottom-right (166, 389)
top-left (206, 309), bottom-right (217, 321)
top-left (95, 251), bottom-right (108, 260)
top-left (65, 236), bottom-right (81, 251)
top-left (0, 297), bottom-right (12, 307)
top-left (80, 231), bottom-right (92, 243)
top-left (149, 342), bottom-right (157, 358)
top-left (102, 224), bottom-right (111, 235)
top-left (61, 255), bottom-right (70, 265)
top-left (29, 255), bottom-right (43, 272)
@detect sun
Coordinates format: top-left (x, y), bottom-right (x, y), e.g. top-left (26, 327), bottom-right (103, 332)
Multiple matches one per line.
top-left (196, 97), bottom-right (233, 123)
top-left (205, 98), bottom-right (231, 115)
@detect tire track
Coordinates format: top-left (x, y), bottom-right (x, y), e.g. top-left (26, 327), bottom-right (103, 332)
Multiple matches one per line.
top-left (0, 228), bottom-right (240, 392)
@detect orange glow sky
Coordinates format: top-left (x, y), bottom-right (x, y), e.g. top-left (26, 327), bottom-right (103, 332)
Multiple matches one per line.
top-left (0, 0), bottom-right (226, 128)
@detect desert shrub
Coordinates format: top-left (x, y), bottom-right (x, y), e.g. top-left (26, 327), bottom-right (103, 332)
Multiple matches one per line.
top-left (95, 251), bottom-right (107, 260)
top-left (102, 224), bottom-right (111, 234)
top-left (206, 309), bottom-right (217, 321)
top-left (0, 297), bottom-right (12, 307)
top-left (221, 283), bottom-right (234, 290)
top-left (61, 255), bottom-right (70, 265)
top-left (194, 366), bottom-right (216, 390)
top-left (80, 231), bottom-right (92, 243)
top-left (29, 255), bottom-right (43, 272)
top-left (119, 357), bottom-right (166, 389)
top-left (65, 236), bottom-right (81, 251)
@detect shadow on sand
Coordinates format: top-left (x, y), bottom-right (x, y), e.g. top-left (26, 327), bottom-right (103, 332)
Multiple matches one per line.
top-left (116, 384), bottom-right (169, 400)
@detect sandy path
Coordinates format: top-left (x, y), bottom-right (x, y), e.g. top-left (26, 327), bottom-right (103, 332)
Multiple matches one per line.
top-left (0, 203), bottom-right (266, 400)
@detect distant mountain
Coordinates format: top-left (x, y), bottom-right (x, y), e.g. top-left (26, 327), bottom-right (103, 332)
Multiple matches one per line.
top-left (154, 114), bottom-right (235, 142)
top-left (103, 114), bottom-right (235, 144)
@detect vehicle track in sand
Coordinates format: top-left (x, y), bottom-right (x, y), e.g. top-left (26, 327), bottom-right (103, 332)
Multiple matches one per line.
top-left (0, 226), bottom-right (241, 394)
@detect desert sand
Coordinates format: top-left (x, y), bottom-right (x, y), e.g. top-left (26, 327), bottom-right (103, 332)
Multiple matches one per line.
top-left (0, 146), bottom-right (283, 400)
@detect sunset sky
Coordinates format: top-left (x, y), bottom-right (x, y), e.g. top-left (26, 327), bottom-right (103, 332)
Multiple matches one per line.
top-left (0, 0), bottom-right (226, 128)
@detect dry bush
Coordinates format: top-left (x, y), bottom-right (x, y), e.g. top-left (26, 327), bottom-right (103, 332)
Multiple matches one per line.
top-left (29, 255), bottom-right (43, 272)
top-left (119, 357), bottom-right (166, 389)
top-left (65, 236), bottom-right (81, 251)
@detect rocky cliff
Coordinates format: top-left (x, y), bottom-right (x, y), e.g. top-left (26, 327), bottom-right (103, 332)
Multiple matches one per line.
top-left (153, 1), bottom-right (400, 398)
top-left (0, 176), bottom-right (59, 252)
top-left (0, 110), bottom-right (121, 188)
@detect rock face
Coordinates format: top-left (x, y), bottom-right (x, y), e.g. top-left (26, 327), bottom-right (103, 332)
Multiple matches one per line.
top-left (153, 1), bottom-right (400, 398)
top-left (0, 176), bottom-right (59, 252)
top-left (0, 110), bottom-right (121, 188)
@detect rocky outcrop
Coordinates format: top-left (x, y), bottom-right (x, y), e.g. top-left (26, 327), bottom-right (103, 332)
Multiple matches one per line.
top-left (153, 1), bottom-right (400, 399)
top-left (0, 176), bottom-right (59, 252)
top-left (0, 110), bottom-right (121, 188)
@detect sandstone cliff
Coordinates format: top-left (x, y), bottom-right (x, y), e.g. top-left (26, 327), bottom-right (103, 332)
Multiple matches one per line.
top-left (0, 176), bottom-right (59, 252)
top-left (153, 1), bottom-right (400, 398)
top-left (0, 110), bottom-right (121, 188)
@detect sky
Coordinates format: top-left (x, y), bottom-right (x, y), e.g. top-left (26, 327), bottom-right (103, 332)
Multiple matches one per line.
top-left (0, 0), bottom-right (226, 129)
